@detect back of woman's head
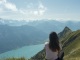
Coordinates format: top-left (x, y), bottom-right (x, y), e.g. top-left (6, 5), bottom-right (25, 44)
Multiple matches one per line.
top-left (49, 32), bottom-right (60, 52)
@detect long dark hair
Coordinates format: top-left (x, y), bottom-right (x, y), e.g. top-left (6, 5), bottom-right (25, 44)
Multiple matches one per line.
top-left (49, 32), bottom-right (60, 52)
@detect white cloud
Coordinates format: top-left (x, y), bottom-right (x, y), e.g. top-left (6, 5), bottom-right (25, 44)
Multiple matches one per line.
top-left (4, 2), bottom-right (18, 11)
top-left (0, 0), bottom-right (47, 20)
top-left (38, 3), bottom-right (47, 15)
top-left (0, 0), bottom-right (18, 12)
top-left (31, 3), bottom-right (47, 16)
top-left (0, 0), bottom-right (6, 4)
top-left (19, 8), bottom-right (30, 15)
top-left (19, 2), bottom-right (47, 16)
top-left (39, 3), bottom-right (44, 9)
top-left (0, 0), bottom-right (47, 15)
top-left (33, 11), bottom-right (39, 15)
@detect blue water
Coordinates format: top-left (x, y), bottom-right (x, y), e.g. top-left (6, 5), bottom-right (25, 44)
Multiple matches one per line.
top-left (0, 44), bottom-right (44, 59)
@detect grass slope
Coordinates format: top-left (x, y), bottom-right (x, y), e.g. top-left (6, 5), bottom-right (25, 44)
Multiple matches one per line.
top-left (63, 30), bottom-right (80, 59)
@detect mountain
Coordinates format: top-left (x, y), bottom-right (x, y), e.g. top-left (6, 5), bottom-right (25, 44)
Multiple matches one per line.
top-left (30, 27), bottom-right (80, 60)
top-left (66, 21), bottom-right (80, 31)
top-left (0, 25), bottom-right (48, 54)
top-left (58, 26), bottom-right (72, 40)
top-left (0, 19), bottom-right (65, 33)
top-left (0, 18), bottom-right (27, 26)
top-left (26, 20), bottom-right (80, 34)
top-left (0, 18), bottom-right (80, 34)
top-left (26, 20), bottom-right (66, 34)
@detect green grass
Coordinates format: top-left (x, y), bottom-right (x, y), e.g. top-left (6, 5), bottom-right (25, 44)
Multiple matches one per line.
top-left (61, 30), bottom-right (80, 45)
top-left (63, 30), bottom-right (80, 59)
top-left (0, 57), bottom-right (27, 60)
top-left (64, 57), bottom-right (80, 60)
top-left (64, 39), bottom-right (80, 55)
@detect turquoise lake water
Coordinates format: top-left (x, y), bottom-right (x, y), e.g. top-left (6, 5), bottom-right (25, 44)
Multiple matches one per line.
top-left (0, 44), bottom-right (44, 59)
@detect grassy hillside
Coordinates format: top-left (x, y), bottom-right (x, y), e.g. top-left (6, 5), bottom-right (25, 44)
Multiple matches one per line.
top-left (63, 30), bottom-right (80, 60)
top-left (1, 57), bottom-right (26, 60)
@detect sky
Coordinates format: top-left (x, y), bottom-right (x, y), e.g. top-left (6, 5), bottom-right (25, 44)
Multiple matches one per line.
top-left (0, 0), bottom-right (80, 21)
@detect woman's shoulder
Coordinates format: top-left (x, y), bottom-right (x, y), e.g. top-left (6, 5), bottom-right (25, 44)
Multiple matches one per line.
top-left (45, 42), bottom-right (49, 45)
top-left (45, 42), bottom-right (49, 47)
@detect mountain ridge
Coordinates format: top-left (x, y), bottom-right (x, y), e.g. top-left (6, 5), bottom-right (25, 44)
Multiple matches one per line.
top-left (0, 18), bottom-right (80, 33)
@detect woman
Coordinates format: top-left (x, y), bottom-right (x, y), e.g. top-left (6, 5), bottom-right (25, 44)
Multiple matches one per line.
top-left (45, 32), bottom-right (62, 60)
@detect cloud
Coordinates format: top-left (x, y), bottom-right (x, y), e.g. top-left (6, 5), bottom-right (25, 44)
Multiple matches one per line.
top-left (38, 3), bottom-right (47, 15)
top-left (0, 0), bottom-right (6, 4)
top-left (4, 2), bottom-right (18, 11)
top-left (33, 11), bottom-right (39, 15)
top-left (0, 0), bottom-right (47, 16)
top-left (30, 3), bottom-right (47, 16)
top-left (0, 0), bottom-right (47, 20)
top-left (0, 0), bottom-right (18, 12)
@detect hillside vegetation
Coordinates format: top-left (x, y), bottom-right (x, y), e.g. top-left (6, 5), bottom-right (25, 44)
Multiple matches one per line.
top-left (63, 30), bottom-right (80, 60)
top-left (1, 57), bottom-right (26, 60)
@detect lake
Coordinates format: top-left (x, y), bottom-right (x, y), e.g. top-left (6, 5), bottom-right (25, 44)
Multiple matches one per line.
top-left (0, 44), bottom-right (44, 59)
